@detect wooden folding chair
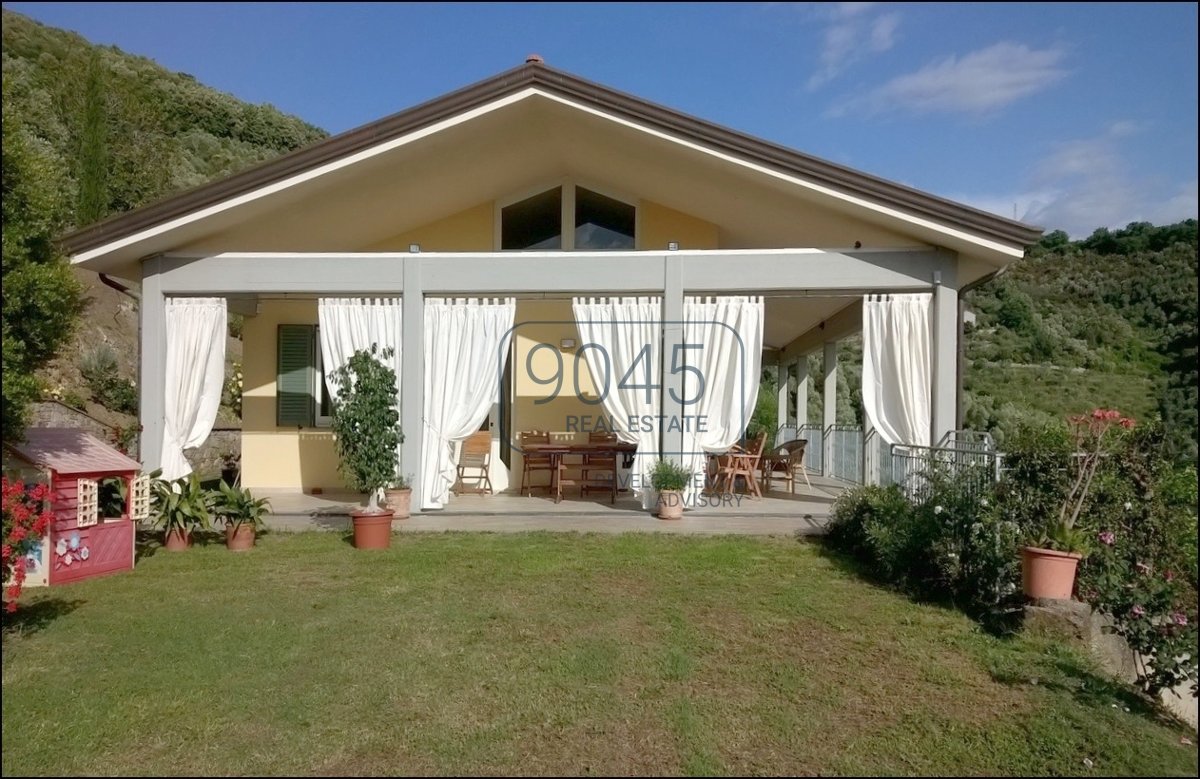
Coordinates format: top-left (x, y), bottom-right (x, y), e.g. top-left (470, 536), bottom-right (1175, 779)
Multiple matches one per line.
top-left (453, 430), bottom-right (494, 495)
top-left (713, 431), bottom-right (767, 498)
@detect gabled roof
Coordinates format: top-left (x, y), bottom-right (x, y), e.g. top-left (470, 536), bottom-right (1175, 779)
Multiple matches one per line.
top-left (5, 428), bottom-right (141, 476)
top-left (60, 60), bottom-right (1042, 257)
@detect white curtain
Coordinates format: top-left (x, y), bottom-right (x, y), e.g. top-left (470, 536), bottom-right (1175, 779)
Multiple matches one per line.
top-left (572, 297), bottom-right (662, 509)
top-left (317, 298), bottom-right (403, 402)
top-left (680, 296), bottom-right (764, 503)
top-left (421, 298), bottom-right (516, 510)
top-left (161, 298), bottom-right (227, 480)
top-left (862, 293), bottom-right (933, 447)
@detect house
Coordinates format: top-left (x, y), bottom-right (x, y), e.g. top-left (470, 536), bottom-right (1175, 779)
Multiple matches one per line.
top-left (61, 58), bottom-right (1041, 511)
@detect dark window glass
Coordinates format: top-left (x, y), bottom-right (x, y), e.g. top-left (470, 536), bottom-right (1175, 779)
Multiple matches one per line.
top-left (501, 187), bottom-right (562, 250)
top-left (575, 187), bottom-right (635, 250)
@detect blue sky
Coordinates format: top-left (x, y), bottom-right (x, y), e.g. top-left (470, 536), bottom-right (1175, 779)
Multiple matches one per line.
top-left (6, 2), bottom-right (1198, 237)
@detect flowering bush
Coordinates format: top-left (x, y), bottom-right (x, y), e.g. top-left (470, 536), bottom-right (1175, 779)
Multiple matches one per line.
top-left (2, 478), bottom-right (54, 613)
top-left (224, 361), bottom-right (243, 417)
top-left (1077, 424), bottom-right (1198, 697)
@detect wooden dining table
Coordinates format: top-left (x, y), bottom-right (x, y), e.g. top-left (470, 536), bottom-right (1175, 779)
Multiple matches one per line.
top-left (522, 441), bottom-right (639, 503)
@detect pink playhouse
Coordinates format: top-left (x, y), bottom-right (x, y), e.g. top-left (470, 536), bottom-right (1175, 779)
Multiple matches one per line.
top-left (3, 428), bottom-right (146, 587)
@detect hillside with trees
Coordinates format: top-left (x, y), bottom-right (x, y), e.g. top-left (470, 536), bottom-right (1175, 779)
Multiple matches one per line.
top-left (1, 9), bottom-right (326, 439)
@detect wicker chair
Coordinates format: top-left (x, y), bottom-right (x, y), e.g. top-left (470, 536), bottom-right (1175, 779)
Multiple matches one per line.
top-left (759, 438), bottom-right (811, 494)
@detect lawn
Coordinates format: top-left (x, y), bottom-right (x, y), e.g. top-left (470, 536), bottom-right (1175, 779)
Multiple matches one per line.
top-left (3, 532), bottom-right (1195, 776)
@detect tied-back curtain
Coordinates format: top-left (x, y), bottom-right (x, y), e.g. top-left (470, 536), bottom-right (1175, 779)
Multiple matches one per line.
top-left (161, 298), bottom-right (227, 480)
top-left (862, 293), bottom-right (933, 447)
top-left (421, 298), bottom-right (516, 509)
top-left (317, 298), bottom-right (403, 402)
top-left (681, 296), bottom-right (764, 503)
top-left (572, 297), bottom-right (662, 509)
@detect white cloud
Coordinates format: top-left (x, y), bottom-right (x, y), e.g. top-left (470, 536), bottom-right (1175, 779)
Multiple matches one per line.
top-left (806, 3), bottom-right (901, 90)
top-left (950, 124), bottom-right (1199, 237)
top-left (827, 41), bottom-right (1068, 117)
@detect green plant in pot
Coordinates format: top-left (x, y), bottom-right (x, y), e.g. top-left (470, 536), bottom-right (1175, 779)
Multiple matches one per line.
top-left (1021, 409), bottom-right (1132, 600)
top-left (213, 481), bottom-right (271, 551)
top-left (329, 344), bottom-right (403, 549)
top-left (649, 459), bottom-right (690, 520)
top-left (150, 473), bottom-right (213, 551)
top-left (385, 472), bottom-right (413, 520)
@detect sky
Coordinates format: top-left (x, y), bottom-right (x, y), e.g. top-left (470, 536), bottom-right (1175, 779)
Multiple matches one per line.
top-left (5, 2), bottom-right (1198, 237)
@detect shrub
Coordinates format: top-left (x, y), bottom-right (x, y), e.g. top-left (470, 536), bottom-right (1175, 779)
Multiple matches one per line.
top-left (828, 469), bottom-right (1026, 629)
top-left (79, 345), bottom-right (137, 414)
top-left (1077, 423), bottom-right (1198, 696)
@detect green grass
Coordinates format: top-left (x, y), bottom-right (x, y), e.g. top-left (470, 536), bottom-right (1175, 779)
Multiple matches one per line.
top-left (3, 532), bottom-right (1195, 776)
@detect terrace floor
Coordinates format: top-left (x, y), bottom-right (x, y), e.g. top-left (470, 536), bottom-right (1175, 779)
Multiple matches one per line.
top-left (261, 475), bottom-right (849, 536)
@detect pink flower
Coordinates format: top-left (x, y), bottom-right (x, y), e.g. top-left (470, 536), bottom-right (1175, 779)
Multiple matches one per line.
top-left (1131, 605), bottom-right (1146, 618)
top-left (1098, 531), bottom-right (1115, 546)
top-left (1172, 612), bottom-right (1189, 626)
top-left (1120, 418), bottom-right (1135, 429)
top-left (1164, 569), bottom-right (1175, 582)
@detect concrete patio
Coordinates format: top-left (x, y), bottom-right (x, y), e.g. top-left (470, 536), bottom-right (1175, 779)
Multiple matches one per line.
top-left (261, 475), bottom-right (848, 536)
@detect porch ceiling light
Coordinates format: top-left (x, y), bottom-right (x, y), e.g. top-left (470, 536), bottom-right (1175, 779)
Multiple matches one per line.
top-left (560, 338), bottom-right (577, 350)
top-left (408, 243), bottom-right (421, 253)
top-left (667, 241), bottom-right (680, 251)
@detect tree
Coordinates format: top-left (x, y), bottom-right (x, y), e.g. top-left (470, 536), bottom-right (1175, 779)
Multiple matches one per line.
top-left (76, 52), bottom-right (108, 224)
top-left (2, 80), bottom-right (84, 440)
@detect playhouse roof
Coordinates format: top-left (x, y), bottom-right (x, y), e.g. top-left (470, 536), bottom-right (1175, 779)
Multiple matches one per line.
top-left (5, 428), bottom-right (141, 476)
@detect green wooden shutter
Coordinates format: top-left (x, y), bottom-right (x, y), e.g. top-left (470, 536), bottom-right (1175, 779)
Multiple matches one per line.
top-left (277, 325), bottom-right (315, 427)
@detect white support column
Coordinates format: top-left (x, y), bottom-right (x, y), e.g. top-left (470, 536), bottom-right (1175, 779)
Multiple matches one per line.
top-left (795, 359), bottom-right (809, 429)
top-left (400, 260), bottom-right (425, 508)
top-left (863, 400), bottom-right (877, 485)
top-left (931, 280), bottom-right (959, 447)
top-left (776, 362), bottom-right (790, 441)
top-left (661, 253), bottom-right (685, 465)
top-left (139, 256), bottom-right (167, 470)
top-left (823, 340), bottom-right (838, 475)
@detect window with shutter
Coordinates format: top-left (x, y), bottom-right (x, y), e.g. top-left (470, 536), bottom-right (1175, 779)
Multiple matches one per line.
top-left (77, 478), bottom-right (99, 527)
top-left (277, 324), bottom-right (316, 426)
top-left (131, 474), bottom-right (150, 521)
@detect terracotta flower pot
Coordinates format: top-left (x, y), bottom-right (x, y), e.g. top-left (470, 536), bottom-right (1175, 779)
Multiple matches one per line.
top-left (163, 528), bottom-right (191, 551)
top-left (225, 523), bottom-right (256, 551)
top-left (1021, 546), bottom-right (1082, 600)
top-left (385, 488), bottom-right (412, 520)
top-left (657, 490), bottom-right (684, 520)
top-left (351, 510), bottom-right (394, 549)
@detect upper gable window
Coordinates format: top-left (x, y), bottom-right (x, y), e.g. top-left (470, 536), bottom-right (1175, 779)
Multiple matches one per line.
top-left (575, 187), bottom-right (635, 250)
top-left (500, 184), bottom-right (635, 251)
top-left (502, 187), bottom-right (562, 250)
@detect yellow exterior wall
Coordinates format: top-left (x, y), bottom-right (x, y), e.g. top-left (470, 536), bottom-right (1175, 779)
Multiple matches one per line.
top-left (362, 202), bottom-right (493, 252)
top-left (638, 200), bottom-right (719, 250)
top-left (240, 195), bottom-right (717, 492)
top-left (241, 300), bottom-right (343, 491)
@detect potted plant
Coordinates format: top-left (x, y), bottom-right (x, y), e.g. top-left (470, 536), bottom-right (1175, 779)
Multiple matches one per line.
top-left (1021, 409), bottom-right (1134, 600)
top-left (385, 473), bottom-right (413, 520)
top-left (329, 345), bottom-right (403, 549)
top-left (150, 473), bottom-right (213, 551)
top-left (213, 481), bottom-right (271, 551)
top-left (649, 459), bottom-right (691, 520)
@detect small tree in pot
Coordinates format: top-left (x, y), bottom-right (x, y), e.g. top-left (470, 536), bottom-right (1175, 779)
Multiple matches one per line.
top-left (650, 459), bottom-right (690, 520)
top-left (329, 345), bottom-right (403, 549)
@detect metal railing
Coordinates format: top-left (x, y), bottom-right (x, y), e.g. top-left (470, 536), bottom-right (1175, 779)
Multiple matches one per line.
top-left (879, 431), bottom-right (1001, 501)
top-left (770, 425), bottom-right (1001, 494)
